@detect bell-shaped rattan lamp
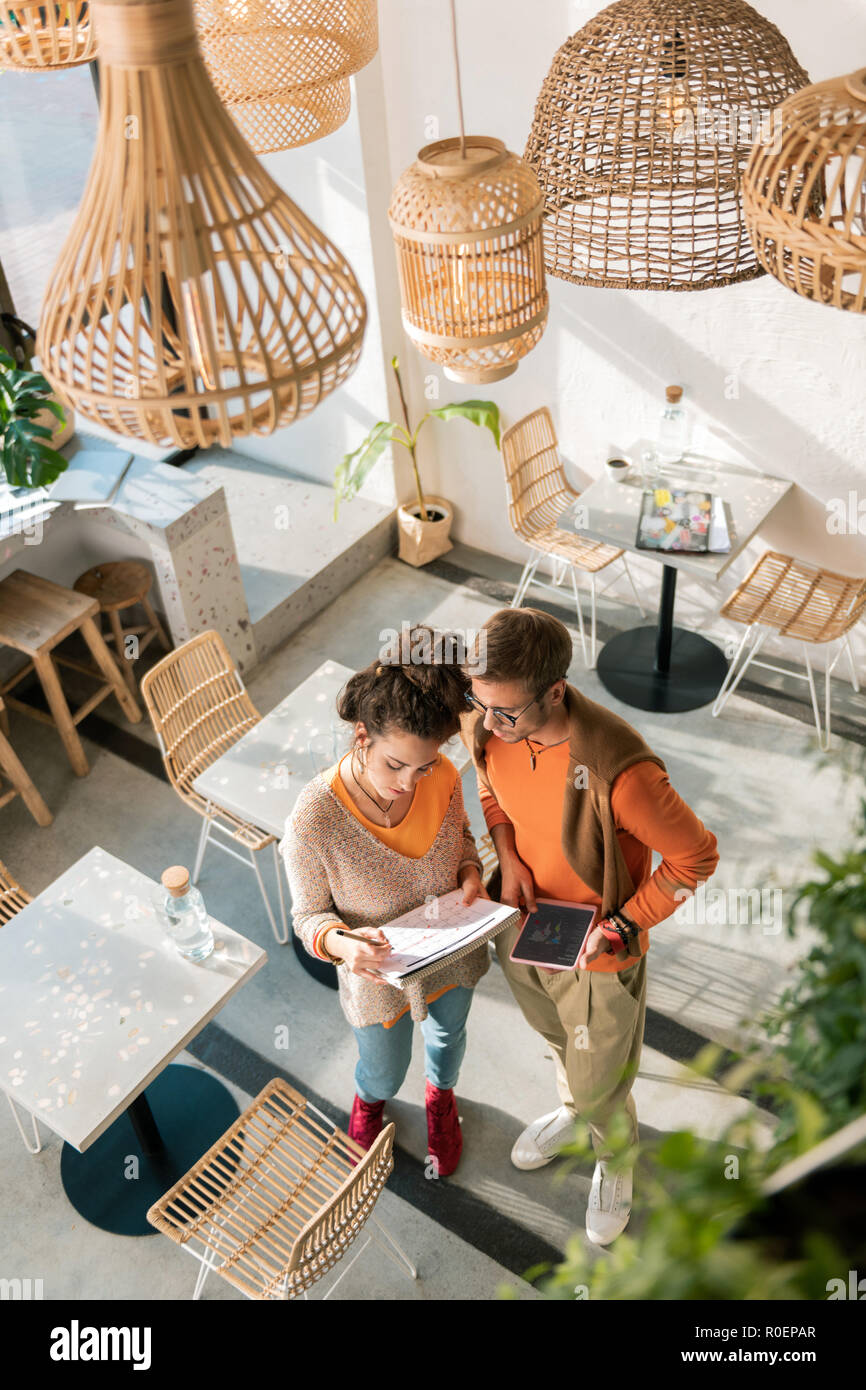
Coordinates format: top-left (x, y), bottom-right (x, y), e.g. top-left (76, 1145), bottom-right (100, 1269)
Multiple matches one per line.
top-left (37, 0), bottom-right (367, 451)
top-left (525, 0), bottom-right (808, 291)
top-left (389, 136), bottom-right (548, 383)
top-left (0, 2), bottom-right (95, 69)
top-left (194, 0), bottom-right (378, 154)
top-left (743, 69), bottom-right (866, 314)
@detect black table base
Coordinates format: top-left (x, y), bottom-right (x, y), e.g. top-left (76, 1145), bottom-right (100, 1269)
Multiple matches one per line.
top-left (596, 564), bottom-right (729, 713)
top-left (292, 928), bottom-right (339, 989)
top-left (60, 1063), bottom-right (241, 1236)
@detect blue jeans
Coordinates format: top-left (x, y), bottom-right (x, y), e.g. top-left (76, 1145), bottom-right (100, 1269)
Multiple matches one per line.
top-left (351, 985), bottom-right (474, 1102)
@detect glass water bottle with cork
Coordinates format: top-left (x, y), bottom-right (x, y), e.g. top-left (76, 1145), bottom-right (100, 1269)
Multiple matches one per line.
top-left (160, 865), bottom-right (214, 961)
top-left (657, 384), bottom-right (690, 465)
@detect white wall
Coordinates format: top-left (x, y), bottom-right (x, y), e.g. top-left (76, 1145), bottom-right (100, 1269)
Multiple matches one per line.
top-left (230, 0), bottom-right (866, 670)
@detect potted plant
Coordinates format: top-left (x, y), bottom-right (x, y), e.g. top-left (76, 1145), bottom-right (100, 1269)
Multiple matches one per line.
top-left (333, 355), bottom-right (500, 567)
top-left (0, 346), bottom-right (72, 489)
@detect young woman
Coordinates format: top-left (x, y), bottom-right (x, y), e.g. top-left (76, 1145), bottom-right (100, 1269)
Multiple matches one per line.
top-left (280, 629), bottom-right (488, 1176)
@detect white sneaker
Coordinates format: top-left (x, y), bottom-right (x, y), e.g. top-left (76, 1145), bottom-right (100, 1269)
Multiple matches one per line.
top-left (510, 1106), bottom-right (577, 1170)
top-left (585, 1160), bottom-right (632, 1245)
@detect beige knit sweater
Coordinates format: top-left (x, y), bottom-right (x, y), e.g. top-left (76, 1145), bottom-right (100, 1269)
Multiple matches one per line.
top-left (279, 768), bottom-right (488, 1028)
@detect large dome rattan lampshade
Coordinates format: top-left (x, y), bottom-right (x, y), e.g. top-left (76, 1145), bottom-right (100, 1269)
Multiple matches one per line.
top-left (389, 138), bottom-right (548, 384)
top-left (524, 0), bottom-right (809, 291)
top-left (743, 69), bottom-right (866, 314)
top-left (194, 0), bottom-right (378, 154)
top-left (0, 3), bottom-right (95, 70)
top-left (37, 0), bottom-right (367, 451)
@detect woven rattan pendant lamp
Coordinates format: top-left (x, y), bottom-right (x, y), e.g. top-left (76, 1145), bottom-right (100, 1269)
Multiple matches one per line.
top-left (37, 0), bottom-right (367, 451)
top-left (388, 0), bottom-right (547, 384)
top-left (524, 0), bottom-right (808, 291)
top-left (194, 0), bottom-right (379, 154)
top-left (743, 69), bottom-right (866, 313)
top-left (0, 3), bottom-right (95, 69)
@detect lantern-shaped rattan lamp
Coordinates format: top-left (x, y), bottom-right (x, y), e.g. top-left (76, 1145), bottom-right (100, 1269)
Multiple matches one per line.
top-left (37, 0), bottom-right (367, 451)
top-left (194, 0), bottom-right (378, 154)
top-left (0, 2), bottom-right (95, 70)
top-left (743, 69), bottom-right (866, 314)
top-left (524, 0), bottom-right (808, 291)
top-left (389, 136), bottom-right (548, 383)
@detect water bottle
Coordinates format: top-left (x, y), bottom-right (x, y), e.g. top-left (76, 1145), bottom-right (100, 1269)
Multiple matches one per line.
top-left (657, 385), bottom-right (690, 465)
top-left (160, 865), bottom-right (214, 961)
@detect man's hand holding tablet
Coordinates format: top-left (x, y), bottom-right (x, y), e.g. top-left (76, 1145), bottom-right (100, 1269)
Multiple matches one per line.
top-left (509, 900), bottom-right (599, 973)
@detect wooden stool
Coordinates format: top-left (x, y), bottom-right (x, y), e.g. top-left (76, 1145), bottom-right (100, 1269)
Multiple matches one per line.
top-left (74, 561), bottom-right (171, 697)
top-left (0, 569), bottom-right (143, 777)
top-left (0, 696), bottom-right (52, 826)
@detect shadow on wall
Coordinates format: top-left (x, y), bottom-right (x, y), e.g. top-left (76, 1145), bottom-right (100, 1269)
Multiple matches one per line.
top-left (556, 288), bottom-right (866, 582)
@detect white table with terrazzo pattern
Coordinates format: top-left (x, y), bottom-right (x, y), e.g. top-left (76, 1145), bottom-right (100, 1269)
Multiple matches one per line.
top-left (0, 846), bottom-right (267, 1234)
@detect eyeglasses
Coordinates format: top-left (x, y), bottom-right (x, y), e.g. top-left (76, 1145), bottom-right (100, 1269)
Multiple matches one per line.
top-left (464, 690), bottom-right (540, 728)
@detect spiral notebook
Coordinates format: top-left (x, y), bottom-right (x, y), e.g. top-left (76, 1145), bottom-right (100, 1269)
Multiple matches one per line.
top-left (375, 890), bottom-right (520, 986)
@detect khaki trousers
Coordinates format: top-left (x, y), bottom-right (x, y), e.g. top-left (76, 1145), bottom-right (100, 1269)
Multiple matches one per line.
top-left (496, 921), bottom-right (646, 1160)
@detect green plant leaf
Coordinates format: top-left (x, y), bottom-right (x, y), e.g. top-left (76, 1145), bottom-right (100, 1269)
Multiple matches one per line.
top-left (333, 421), bottom-right (402, 519)
top-left (426, 399), bottom-right (501, 448)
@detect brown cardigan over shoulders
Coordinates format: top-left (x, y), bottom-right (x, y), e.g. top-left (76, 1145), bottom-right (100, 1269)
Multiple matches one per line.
top-left (460, 682), bottom-right (668, 960)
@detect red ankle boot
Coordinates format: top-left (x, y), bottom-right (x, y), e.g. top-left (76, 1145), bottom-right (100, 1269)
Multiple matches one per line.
top-left (425, 1081), bottom-right (463, 1177)
top-left (348, 1094), bottom-right (385, 1155)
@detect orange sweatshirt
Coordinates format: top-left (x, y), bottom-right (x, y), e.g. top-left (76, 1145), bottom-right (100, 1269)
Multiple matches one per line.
top-left (323, 754), bottom-right (463, 1024)
top-left (479, 738), bottom-right (718, 972)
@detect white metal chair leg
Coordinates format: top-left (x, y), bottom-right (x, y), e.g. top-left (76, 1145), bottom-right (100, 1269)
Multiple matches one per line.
top-left (621, 554), bottom-right (647, 619)
top-left (568, 565), bottom-right (590, 667)
top-left (800, 643), bottom-right (825, 748)
top-left (192, 1245), bottom-right (219, 1301)
top-left (6, 1094), bottom-right (42, 1154)
top-left (844, 635), bottom-right (860, 693)
top-left (712, 626), bottom-right (768, 716)
top-left (368, 1215), bottom-right (419, 1281)
top-left (512, 552), bottom-right (541, 608)
top-left (553, 556), bottom-right (568, 587)
top-left (271, 840), bottom-right (289, 944)
top-left (589, 573), bottom-right (598, 668)
top-left (192, 815), bottom-right (210, 884)
top-left (249, 846), bottom-right (289, 946)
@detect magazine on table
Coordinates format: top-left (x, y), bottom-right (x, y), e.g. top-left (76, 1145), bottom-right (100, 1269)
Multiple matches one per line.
top-left (636, 487), bottom-right (731, 553)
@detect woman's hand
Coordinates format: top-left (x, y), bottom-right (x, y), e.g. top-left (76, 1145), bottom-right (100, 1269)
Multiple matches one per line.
top-left (457, 864), bottom-right (489, 905)
top-left (327, 926), bottom-right (392, 982)
top-left (499, 849), bottom-right (537, 913)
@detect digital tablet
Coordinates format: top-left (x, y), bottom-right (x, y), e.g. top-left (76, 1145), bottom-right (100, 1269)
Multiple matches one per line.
top-left (509, 899), bottom-right (599, 971)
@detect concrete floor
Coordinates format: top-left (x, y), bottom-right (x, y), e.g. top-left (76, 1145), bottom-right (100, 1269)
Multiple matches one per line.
top-left (1, 545), bottom-right (863, 1300)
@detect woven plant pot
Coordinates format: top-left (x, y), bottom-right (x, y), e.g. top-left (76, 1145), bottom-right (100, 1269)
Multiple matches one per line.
top-left (34, 391), bottom-right (75, 451)
top-left (397, 496), bottom-right (453, 568)
top-left (525, 0), bottom-right (808, 291)
top-left (742, 69), bottom-right (866, 313)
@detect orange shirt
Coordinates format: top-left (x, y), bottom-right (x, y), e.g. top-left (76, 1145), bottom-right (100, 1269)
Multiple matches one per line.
top-left (479, 738), bottom-right (718, 973)
top-left (327, 753), bottom-right (457, 857)
top-left (325, 754), bottom-right (462, 1024)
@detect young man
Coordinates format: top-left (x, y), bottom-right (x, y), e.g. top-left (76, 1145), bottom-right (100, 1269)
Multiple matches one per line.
top-left (461, 607), bottom-right (719, 1245)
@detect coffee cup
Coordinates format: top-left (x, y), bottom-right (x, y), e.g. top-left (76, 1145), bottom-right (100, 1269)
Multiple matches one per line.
top-left (605, 457), bottom-right (631, 482)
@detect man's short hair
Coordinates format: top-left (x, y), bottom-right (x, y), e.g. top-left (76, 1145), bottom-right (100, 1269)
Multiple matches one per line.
top-left (466, 607), bottom-right (572, 693)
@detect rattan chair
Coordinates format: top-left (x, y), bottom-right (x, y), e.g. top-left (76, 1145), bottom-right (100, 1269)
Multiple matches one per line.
top-left (147, 1077), bottom-right (416, 1300)
top-left (712, 551), bottom-right (865, 749)
top-left (500, 408), bottom-right (646, 667)
top-left (0, 862), bottom-right (43, 1154)
top-left (140, 631), bottom-right (288, 944)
